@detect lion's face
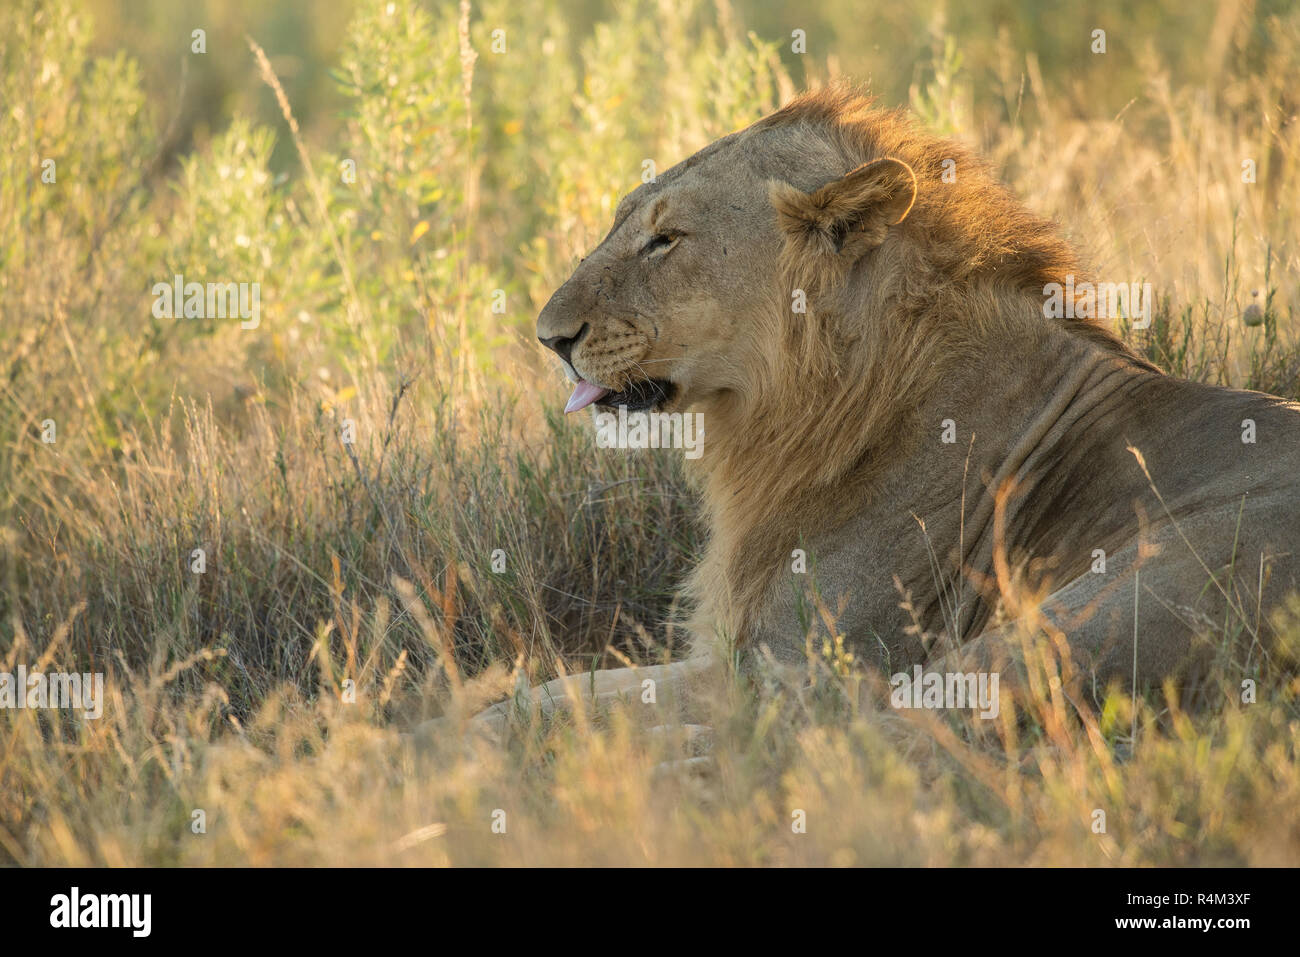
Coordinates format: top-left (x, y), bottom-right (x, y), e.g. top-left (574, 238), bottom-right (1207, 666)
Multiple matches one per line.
top-left (536, 123), bottom-right (918, 416)
top-left (536, 134), bottom-right (784, 414)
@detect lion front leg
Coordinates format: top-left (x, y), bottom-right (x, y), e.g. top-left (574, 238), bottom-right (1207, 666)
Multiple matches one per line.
top-left (412, 655), bottom-right (718, 747)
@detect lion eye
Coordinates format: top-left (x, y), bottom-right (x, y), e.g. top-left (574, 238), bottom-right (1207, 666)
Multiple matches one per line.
top-left (640, 232), bottom-right (681, 257)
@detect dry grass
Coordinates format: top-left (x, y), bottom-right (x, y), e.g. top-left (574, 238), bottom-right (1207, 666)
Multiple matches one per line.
top-left (2, 0), bottom-right (1299, 865)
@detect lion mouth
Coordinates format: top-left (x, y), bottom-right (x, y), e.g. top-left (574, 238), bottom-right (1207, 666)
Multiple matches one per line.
top-left (599, 378), bottom-right (674, 412)
top-left (564, 377), bottom-right (675, 413)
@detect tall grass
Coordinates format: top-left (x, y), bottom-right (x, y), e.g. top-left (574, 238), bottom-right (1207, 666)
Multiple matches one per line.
top-left (1, 0), bottom-right (1298, 865)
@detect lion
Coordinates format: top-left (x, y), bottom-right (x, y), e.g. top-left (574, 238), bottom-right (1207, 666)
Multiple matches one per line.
top-left (463, 86), bottom-right (1300, 735)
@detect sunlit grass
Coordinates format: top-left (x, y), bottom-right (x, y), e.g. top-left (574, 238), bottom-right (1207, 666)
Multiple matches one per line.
top-left (1, 0), bottom-right (1298, 865)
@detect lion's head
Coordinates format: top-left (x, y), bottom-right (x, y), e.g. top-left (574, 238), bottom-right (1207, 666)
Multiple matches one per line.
top-left (537, 86), bottom-right (1140, 426)
top-left (533, 121), bottom-right (803, 416)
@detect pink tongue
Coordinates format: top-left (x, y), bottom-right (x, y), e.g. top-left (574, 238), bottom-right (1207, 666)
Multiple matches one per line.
top-left (564, 379), bottom-right (610, 414)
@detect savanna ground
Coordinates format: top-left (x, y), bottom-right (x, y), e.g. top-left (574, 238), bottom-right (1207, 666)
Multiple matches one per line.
top-left (3, 0), bottom-right (1300, 866)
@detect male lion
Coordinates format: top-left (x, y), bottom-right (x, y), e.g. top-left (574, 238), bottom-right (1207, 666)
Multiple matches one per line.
top-left (472, 87), bottom-right (1300, 732)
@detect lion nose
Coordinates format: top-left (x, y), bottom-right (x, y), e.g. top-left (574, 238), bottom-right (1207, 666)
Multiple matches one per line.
top-left (539, 323), bottom-right (588, 365)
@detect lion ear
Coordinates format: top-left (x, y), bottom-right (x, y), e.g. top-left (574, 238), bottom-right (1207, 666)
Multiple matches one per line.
top-left (769, 157), bottom-right (916, 259)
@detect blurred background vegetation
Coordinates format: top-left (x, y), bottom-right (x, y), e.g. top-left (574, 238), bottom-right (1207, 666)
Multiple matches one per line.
top-left (2, 0), bottom-right (1299, 865)
top-left (77, 0), bottom-right (1300, 164)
